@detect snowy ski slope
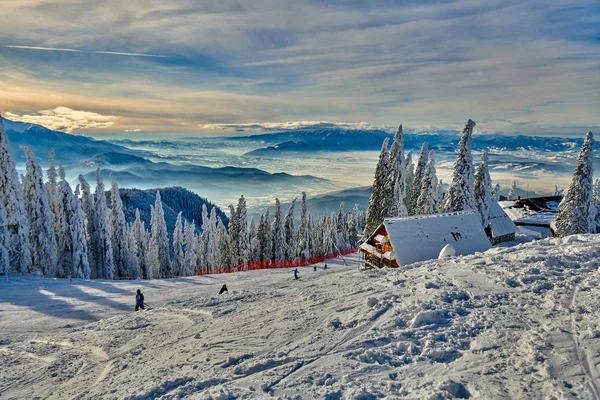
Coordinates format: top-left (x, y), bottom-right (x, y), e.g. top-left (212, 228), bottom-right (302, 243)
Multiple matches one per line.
top-left (2, 235), bottom-right (600, 399)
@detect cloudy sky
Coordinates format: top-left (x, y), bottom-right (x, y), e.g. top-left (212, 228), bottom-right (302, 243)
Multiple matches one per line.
top-left (0, 0), bottom-right (598, 137)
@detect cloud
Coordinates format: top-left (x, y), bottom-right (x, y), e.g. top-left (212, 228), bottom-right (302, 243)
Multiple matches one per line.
top-left (4, 107), bottom-right (116, 133)
top-left (125, 128), bottom-right (142, 132)
top-left (3, 45), bottom-right (170, 58)
top-left (198, 121), bottom-right (393, 132)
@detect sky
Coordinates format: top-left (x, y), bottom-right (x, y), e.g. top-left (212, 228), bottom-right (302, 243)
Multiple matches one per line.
top-left (0, 0), bottom-right (598, 138)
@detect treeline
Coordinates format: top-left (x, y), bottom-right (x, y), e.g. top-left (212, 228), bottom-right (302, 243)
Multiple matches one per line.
top-left (0, 118), bottom-right (363, 279)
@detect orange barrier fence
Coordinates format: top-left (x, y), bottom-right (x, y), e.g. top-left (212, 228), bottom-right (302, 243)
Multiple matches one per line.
top-left (193, 248), bottom-right (358, 276)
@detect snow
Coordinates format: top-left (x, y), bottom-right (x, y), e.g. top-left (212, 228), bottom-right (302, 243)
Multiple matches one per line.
top-left (488, 201), bottom-right (517, 237)
top-left (4, 234), bottom-right (600, 398)
top-left (438, 243), bottom-right (456, 258)
top-left (383, 211), bottom-right (491, 266)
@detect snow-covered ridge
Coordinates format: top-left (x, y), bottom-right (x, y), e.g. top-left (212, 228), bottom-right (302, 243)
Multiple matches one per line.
top-left (3, 234), bottom-right (600, 398)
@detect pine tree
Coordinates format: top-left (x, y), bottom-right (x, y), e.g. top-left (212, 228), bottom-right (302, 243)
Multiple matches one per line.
top-left (492, 183), bottom-right (501, 201)
top-left (364, 138), bottom-right (391, 237)
top-left (71, 185), bottom-right (91, 279)
top-left (346, 204), bottom-right (361, 248)
top-left (238, 196), bottom-right (250, 266)
top-left (555, 132), bottom-right (595, 237)
top-left (227, 203), bottom-right (239, 265)
top-left (22, 145), bottom-right (58, 276)
top-left (307, 212), bottom-right (315, 257)
top-left (474, 151), bottom-right (494, 228)
top-left (444, 119), bottom-right (476, 212)
top-left (296, 192), bottom-right (311, 259)
top-left (248, 219), bottom-right (259, 262)
top-left (183, 220), bottom-right (197, 275)
top-left (150, 191), bottom-right (171, 277)
top-left (55, 165), bottom-right (73, 277)
top-left (592, 179), bottom-right (600, 233)
top-left (416, 150), bottom-right (441, 215)
top-left (125, 224), bottom-right (141, 279)
top-left (284, 198), bottom-right (297, 260)
top-left (93, 169), bottom-right (114, 279)
top-left (204, 207), bottom-right (218, 271)
top-left (272, 198), bottom-right (286, 261)
top-left (405, 152), bottom-right (415, 214)
top-left (214, 217), bottom-right (229, 270)
top-left (46, 149), bottom-right (62, 256)
top-left (132, 209), bottom-right (151, 279)
top-left (0, 116), bottom-right (30, 273)
top-left (172, 212), bottom-right (185, 276)
top-left (389, 125), bottom-right (408, 217)
top-left (411, 142), bottom-right (429, 213)
top-left (0, 201), bottom-right (10, 275)
top-left (336, 202), bottom-right (349, 249)
top-left (508, 181), bottom-right (518, 201)
top-left (258, 210), bottom-right (272, 261)
top-left (78, 175), bottom-right (96, 277)
top-left (110, 180), bottom-right (128, 278)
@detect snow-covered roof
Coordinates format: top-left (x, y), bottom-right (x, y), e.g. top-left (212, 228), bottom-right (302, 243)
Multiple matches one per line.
top-left (380, 211), bottom-right (491, 266)
top-left (488, 201), bottom-right (517, 237)
top-left (514, 212), bottom-right (557, 226)
top-left (374, 234), bottom-right (387, 244)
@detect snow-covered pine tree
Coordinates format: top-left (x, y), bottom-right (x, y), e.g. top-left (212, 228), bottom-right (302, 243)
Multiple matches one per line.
top-left (78, 175), bottom-right (96, 277)
top-left (507, 181), bottom-right (517, 201)
top-left (71, 185), bottom-right (90, 279)
top-left (55, 164), bottom-right (72, 277)
top-left (125, 224), bottom-right (141, 279)
top-left (271, 198), bottom-right (286, 261)
top-left (307, 212), bottom-right (315, 257)
top-left (215, 217), bottom-right (230, 270)
top-left (258, 209), bottom-right (272, 262)
top-left (336, 202), bottom-right (349, 249)
top-left (132, 209), bottom-right (151, 279)
top-left (389, 125), bottom-right (408, 218)
top-left (284, 198), bottom-right (297, 260)
top-left (249, 218), bottom-right (260, 262)
top-left (237, 196), bottom-right (250, 267)
top-left (205, 207), bottom-right (218, 271)
top-left (411, 142), bottom-right (429, 214)
top-left (555, 132), bottom-right (595, 237)
top-left (416, 150), bottom-right (441, 215)
top-left (0, 116), bottom-right (30, 273)
top-left (364, 138), bottom-right (391, 237)
top-left (474, 151), bottom-right (494, 229)
top-left (296, 192), bottom-right (311, 259)
top-left (183, 220), bottom-right (197, 275)
top-left (150, 191), bottom-right (171, 277)
top-left (22, 145), bottom-right (58, 276)
top-left (93, 169), bottom-right (114, 279)
top-left (0, 201), bottom-right (10, 275)
top-left (45, 149), bottom-right (62, 254)
top-left (405, 151), bottom-right (415, 214)
top-left (197, 204), bottom-right (209, 271)
top-left (592, 180), bottom-right (600, 234)
top-left (110, 180), bottom-right (128, 278)
top-left (172, 212), bottom-right (185, 276)
top-left (492, 183), bottom-right (501, 201)
top-left (444, 119), bottom-right (476, 212)
top-left (227, 204), bottom-right (239, 266)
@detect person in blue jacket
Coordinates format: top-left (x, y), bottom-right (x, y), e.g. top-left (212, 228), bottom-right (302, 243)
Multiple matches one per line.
top-left (135, 289), bottom-right (145, 311)
top-left (294, 268), bottom-right (299, 280)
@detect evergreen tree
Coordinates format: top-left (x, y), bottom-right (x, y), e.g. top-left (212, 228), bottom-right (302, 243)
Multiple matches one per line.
top-left (336, 202), bottom-right (349, 249)
top-left (284, 198), bottom-right (297, 260)
top-left (71, 185), bottom-right (90, 279)
top-left (364, 138), bottom-right (391, 237)
top-left (346, 204), bottom-right (361, 248)
top-left (492, 183), bottom-right (501, 201)
top-left (227, 203), bottom-right (239, 265)
top-left (258, 210), bottom-right (272, 261)
top-left (555, 132), bottom-right (595, 237)
top-left (172, 212), bottom-right (185, 276)
top-left (508, 181), bottom-right (518, 201)
top-left (411, 142), bottom-right (429, 214)
top-left (405, 152), bottom-right (415, 214)
top-left (444, 119), bottom-right (476, 212)
top-left (296, 192), bottom-right (311, 259)
top-left (125, 224), bottom-right (141, 279)
top-left (45, 149), bottom-right (62, 255)
top-left (110, 180), bottom-right (128, 278)
top-left (197, 204), bottom-right (210, 271)
top-left (389, 125), bottom-right (408, 217)
top-left (22, 145), bottom-right (57, 276)
top-left (0, 201), bottom-right (10, 275)
top-left (0, 116), bottom-right (30, 273)
top-left (307, 212), bottom-right (315, 257)
top-left (204, 207), bottom-right (218, 271)
top-left (150, 191), bottom-right (171, 277)
top-left (78, 175), bottom-right (96, 277)
top-left (272, 198), bottom-right (286, 261)
top-left (93, 169), bottom-right (114, 279)
top-left (416, 150), bottom-right (441, 215)
top-left (183, 220), bottom-right (197, 275)
top-left (132, 209), bottom-right (151, 279)
top-left (474, 151), bottom-right (494, 227)
top-left (214, 217), bottom-right (229, 269)
top-left (55, 164), bottom-right (72, 277)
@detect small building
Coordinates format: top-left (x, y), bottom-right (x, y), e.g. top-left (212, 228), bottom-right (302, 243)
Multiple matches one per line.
top-left (485, 201), bottom-right (518, 244)
top-left (359, 211), bottom-right (492, 268)
top-left (500, 196), bottom-right (562, 239)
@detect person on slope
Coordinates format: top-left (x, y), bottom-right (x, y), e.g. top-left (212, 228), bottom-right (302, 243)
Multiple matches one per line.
top-left (324, 263), bottom-right (328, 270)
top-left (135, 289), bottom-right (145, 311)
top-left (294, 268), bottom-right (299, 280)
top-left (314, 265), bottom-right (317, 272)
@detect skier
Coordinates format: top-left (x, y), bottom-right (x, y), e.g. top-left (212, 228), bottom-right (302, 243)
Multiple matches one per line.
top-left (219, 284), bottom-right (228, 294)
top-left (314, 265), bottom-right (317, 271)
top-left (135, 289), bottom-right (145, 311)
top-left (294, 268), bottom-right (299, 280)
top-left (324, 263), bottom-right (328, 270)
